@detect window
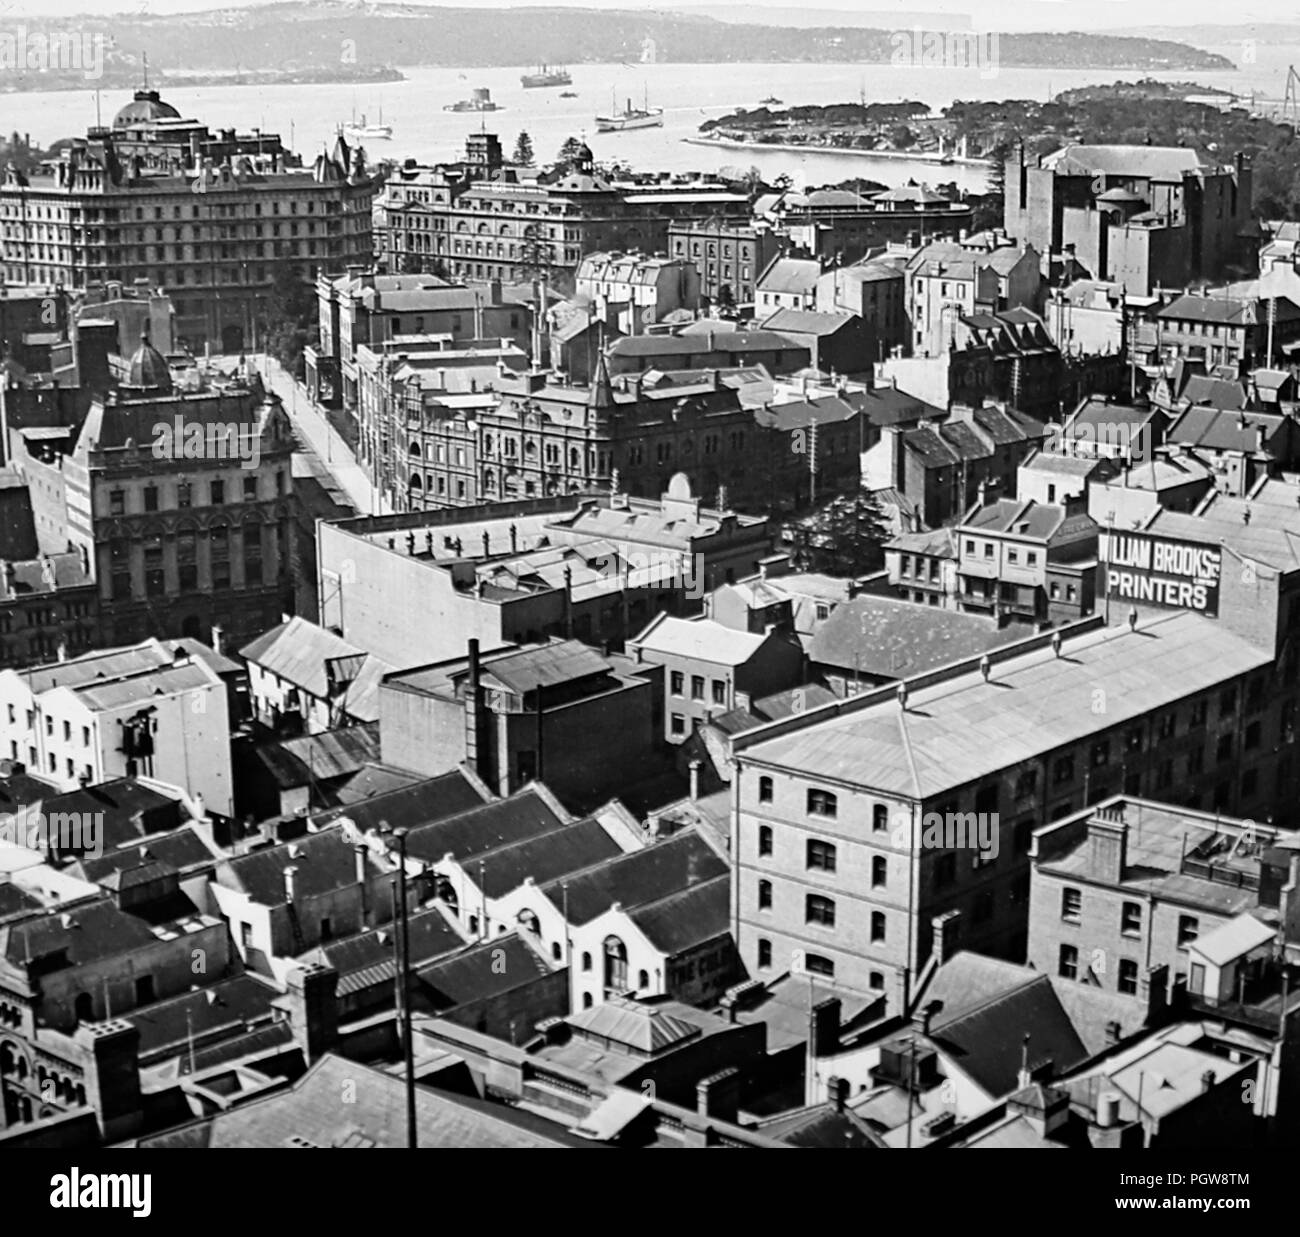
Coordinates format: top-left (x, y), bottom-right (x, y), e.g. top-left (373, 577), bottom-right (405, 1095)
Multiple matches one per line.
top-left (1118, 959), bottom-right (1139, 995)
top-left (806, 895), bottom-right (836, 927)
top-left (1091, 740), bottom-right (1109, 768)
top-left (669, 670), bottom-right (684, 696)
top-left (690, 675), bottom-right (705, 701)
top-left (806, 954), bottom-right (834, 977)
top-left (1245, 721), bottom-right (1261, 750)
top-left (1015, 770), bottom-right (1037, 800)
top-left (711, 680), bottom-right (727, 706)
top-left (758, 775), bottom-right (773, 803)
top-left (243, 475), bottom-right (257, 501)
top-left (1053, 755), bottom-right (1074, 785)
top-left (581, 952), bottom-right (592, 972)
top-left (1158, 711), bottom-right (1176, 740)
top-left (807, 840), bottom-right (837, 872)
top-left (143, 485), bottom-right (159, 513)
top-left (109, 489), bottom-right (125, 516)
top-left (870, 912), bottom-right (886, 943)
top-left (758, 938), bottom-right (772, 969)
top-left (1058, 944), bottom-right (1079, 980)
top-left (1061, 887), bottom-right (1081, 922)
top-left (1190, 700), bottom-right (1208, 728)
top-left (758, 879), bottom-right (772, 910)
top-left (1216, 734), bottom-right (1233, 764)
top-left (873, 804), bottom-right (888, 832)
top-left (211, 479), bottom-right (225, 505)
top-left (807, 788), bottom-right (838, 818)
top-left (872, 856), bottom-right (887, 888)
top-left (670, 713), bottom-right (685, 737)
top-left (1121, 901), bottom-right (1142, 936)
top-left (758, 825), bottom-right (773, 856)
top-left (1177, 915), bottom-right (1199, 948)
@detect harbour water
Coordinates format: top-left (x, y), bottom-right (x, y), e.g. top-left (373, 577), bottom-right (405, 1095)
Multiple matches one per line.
top-left (18, 44), bottom-right (1300, 193)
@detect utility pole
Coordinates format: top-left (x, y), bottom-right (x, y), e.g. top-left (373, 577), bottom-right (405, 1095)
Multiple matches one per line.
top-left (808, 417), bottom-right (818, 507)
top-left (391, 827), bottom-right (417, 1149)
top-left (1267, 296), bottom-right (1277, 367)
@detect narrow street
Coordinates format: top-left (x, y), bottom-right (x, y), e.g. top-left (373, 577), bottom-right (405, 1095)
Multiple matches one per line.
top-left (257, 353), bottom-right (391, 517)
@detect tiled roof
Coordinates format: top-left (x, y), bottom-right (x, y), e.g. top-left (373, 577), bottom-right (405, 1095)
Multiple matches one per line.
top-left (928, 973), bottom-right (1089, 1098)
top-left (746, 612), bottom-right (1269, 797)
top-left (389, 787), bottom-right (569, 866)
top-left (540, 830), bottom-right (728, 925)
top-left (417, 933), bottom-right (551, 1006)
top-left (626, 874), bottom-right (729, 954)
top-left (310, 769), bottom-right (488, 834)
top-left (217, 827), bottom-right (394, 906)
top-left (469, 817), bottom-right (624, 897)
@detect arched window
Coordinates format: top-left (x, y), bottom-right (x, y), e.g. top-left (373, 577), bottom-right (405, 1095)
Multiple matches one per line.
top-left (551, 941), bottom-right (562, 961)
top-left (637, 969), bottom-right (649, 989)
top-left (409, 441), bottom-right (422, 457)
top-left (581, 951), bottom-right (592, 972)
top-left (517, 909), bottom-right (540, 935)
top-left (582, 993), bottom-right (593, 1009)
top-left (603, 935), bottom-right (628, 993)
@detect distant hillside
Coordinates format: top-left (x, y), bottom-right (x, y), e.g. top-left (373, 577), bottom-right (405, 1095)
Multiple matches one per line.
top-left (41, 3), bottom-right (1233, 73)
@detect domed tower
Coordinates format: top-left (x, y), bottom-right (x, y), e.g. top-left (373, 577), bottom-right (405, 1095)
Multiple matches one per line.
top-left (124, 333), bottom-right (174, 396)
top-left (112, 90), bottom-right (181, 130)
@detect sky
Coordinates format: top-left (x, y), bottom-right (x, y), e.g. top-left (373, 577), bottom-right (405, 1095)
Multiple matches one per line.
top-left (0, 0), bottom-right (1298, 32)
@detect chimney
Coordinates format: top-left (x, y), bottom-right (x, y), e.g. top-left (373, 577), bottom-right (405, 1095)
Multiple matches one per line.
top-left (1051, 631), bottom-right (1062, 658)
top-left (283, 865), bottom-right (297, 906)
top-left (1087, 808), bottom-right (1127, 884)
top-left (932, 908), bottom-right (961, 964)
top-left (464, 639), bottom-right (489, 785)
top-left (828, 1075), bottom-right (850, 1112)
top-left (1201, 1069), bottom-right (1216, 1093)
top-left (210, 624), bottom-right (223, 654)
top-left (979, 654), bottom-right (991, 683)
top-left (689, 758), bottom-right (701, 802)
top-left (354, 843), bottom-right (370, 927)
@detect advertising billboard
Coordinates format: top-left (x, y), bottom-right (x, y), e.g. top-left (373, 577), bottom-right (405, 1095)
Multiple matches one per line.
top-left (1103, 529), bottom-right (1221, 617)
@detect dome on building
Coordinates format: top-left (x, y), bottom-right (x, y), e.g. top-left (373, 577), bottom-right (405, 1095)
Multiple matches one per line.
top-left (113, 90), bottom-right (181, 128)
top-left (126, 335), bottom-right (174, 395)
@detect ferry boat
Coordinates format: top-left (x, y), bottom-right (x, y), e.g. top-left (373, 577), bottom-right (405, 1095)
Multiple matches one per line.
top-left (445, 87), bottom-right (501, 113)
top-left (521, 65), bottom-right (571, 89)
top-left (595, 90), bottom-right (664, 132)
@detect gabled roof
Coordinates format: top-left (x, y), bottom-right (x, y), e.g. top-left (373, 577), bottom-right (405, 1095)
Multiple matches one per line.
top-left (216, 827), bottom-right (393, 906)
top-left (475, 640), bottom-right (611, 695)
top-left (625, 874), bottom-right (729, 954)
top-left (466, 816), bottom-right (623, 897)
top-left (417, 933), bottom-right (551, 1007)
top-left (1041, 144), bottom-right (1209, 179)
top-left (540, 830), bottom-right (727, 925)
top-left (760, 308), bottom-right (856, 337)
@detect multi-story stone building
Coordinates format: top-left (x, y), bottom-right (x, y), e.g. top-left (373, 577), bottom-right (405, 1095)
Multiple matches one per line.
top-left (730, 609), bottom-right (1297, 1007)
top-left (377, 134), bottom-right (750, 290)
top-left (667, 218), bottom-right (782, 308)
top-left (1028, 795), bottom-right (1298, 1013)
top-left (1004, 144), bottom-right (1256, 296)
top-left (12, 339), bottom-right (298, 650)
top-left (0, 89), bottom-right (377, 352)
top-left (0, 548), bottom-right (97, 668)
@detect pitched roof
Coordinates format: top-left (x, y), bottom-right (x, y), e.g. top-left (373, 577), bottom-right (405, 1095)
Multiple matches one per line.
top-left (631, 615), bottom-right (769, 666)
top-left (391, 787), bottom-right (570, 866)
top-left (540, 830), bottom-right (727, 925)
top-left (217, 827), bottom-right (393, 906)
top-left (760, 308), bottom-right (856, 337)
top-left (1041, 144), bottom-right (1209, 179)
top-left (626, 874), bottom-right (729, 953)
top-left (255, 723), bottom-right (382, 790)
top-left (468, 816), bottom-right (624, 897)
top-left (809, 594), bottom-right (1024, 679)
top-left (240, 617), bottom-right (392, 720)
top-left (928, 973), bottom-right (1089, 1098)
top-left (417, 933), bottom-right (552, 1006)
top-left (477, 640), bottom-right (610, 695)
top-left (310, 769), bottom-right (488, 834)
top-left (757, 257), bottom-right (822, 296)
top-left (747, 612), bottom-right (1269, 797)
top-left (566, 994), bottom-right (702, 1052)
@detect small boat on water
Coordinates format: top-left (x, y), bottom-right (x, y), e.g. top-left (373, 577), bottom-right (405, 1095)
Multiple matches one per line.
top-left (560, 90), bottom-right (578, 98)
top-left (596, 88), bottom-right (664, 132)
top-left (521, 64), bottom-right (571, 88)
top-left (445, 87), bottom-right (502, 112)
top-left (760, 95), bottom-right (783, 105)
